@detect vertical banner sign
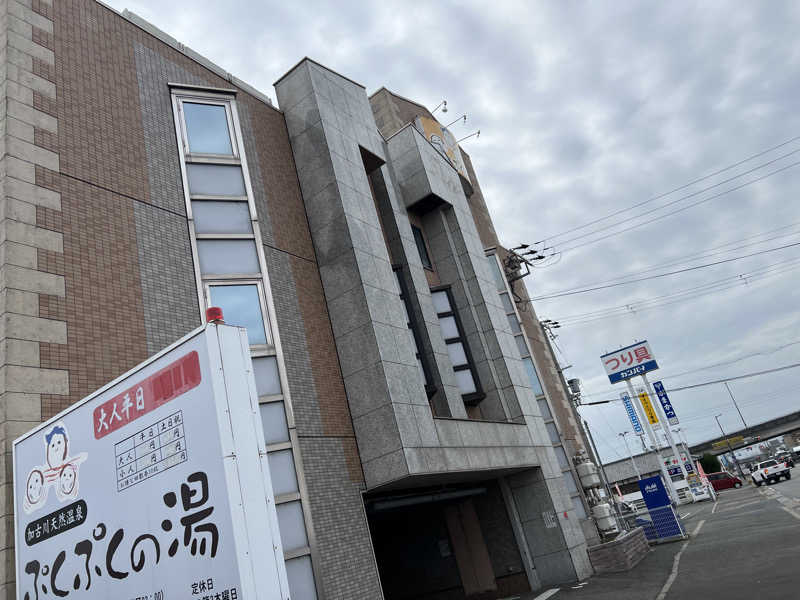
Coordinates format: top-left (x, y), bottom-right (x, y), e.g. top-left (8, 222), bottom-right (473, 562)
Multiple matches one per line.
top-left (620, 392), bottom-right (644, 435)
top-left (653, 381), bottom-right (679, 426)
top-left (636, 388), bottom-right (660, 428)
top-left (13, 324), bottom-right (289, 600)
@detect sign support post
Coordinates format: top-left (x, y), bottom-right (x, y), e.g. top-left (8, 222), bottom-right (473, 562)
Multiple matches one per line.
top-left (642, 373), bottom-right (690, 482)
top-left (625, 379), bottom-right (679, 503)
top-left (619, 432), bottom-right (641, 480)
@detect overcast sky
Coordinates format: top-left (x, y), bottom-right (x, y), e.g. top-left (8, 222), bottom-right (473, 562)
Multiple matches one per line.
top-left (106, 0), bottom-right (800, 463)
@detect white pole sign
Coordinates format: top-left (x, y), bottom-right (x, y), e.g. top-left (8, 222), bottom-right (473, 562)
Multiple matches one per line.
top-left (14, 324), bottom-right (289, 600)
top-left (600, 341), bottom-right (658, 384)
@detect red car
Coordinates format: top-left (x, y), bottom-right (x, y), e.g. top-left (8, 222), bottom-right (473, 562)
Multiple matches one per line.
top-left (707, 471), bottom-right (743, 491)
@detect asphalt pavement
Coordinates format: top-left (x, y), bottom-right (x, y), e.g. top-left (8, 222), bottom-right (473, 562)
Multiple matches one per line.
top-left (548, 480), bottom-right (800, 600)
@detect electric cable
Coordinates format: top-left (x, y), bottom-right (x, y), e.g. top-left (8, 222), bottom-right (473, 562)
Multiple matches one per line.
top-left (536, 134), bottom-right (800, 243)
top-left (556, 159), bottom-right (800, 253)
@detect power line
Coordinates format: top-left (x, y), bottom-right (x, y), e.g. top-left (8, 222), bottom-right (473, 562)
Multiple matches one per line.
top-left (580, 360), bottom-right (800, 406)
top-left (530, 240), bottom-right (800, 301)
top-left (553, 149), bottom-right (800, 251)
top-left (556, 159), bottom-right (800, 253)
top-left (536, 222), bottom-right (800, 295)
top-left (553, 258), bottom-right (800, 325)
top-left (536, 134), bottom-right (800, 243)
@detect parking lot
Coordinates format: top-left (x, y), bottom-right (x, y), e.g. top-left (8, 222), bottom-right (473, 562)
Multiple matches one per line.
top-left (551, 483), bottom-right (800, 599)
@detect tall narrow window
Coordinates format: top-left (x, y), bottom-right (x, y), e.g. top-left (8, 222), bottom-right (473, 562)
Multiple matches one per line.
top-left (394, 268), bottom-right (433, 394)
top-left (411, 224), bottom-right (433, 269)
top-left (486, 251), bottom-right (588, 520)
top-left (173, 87), bottom-right (319, 597)
top-left (431, 287), bottom-right (482, 404)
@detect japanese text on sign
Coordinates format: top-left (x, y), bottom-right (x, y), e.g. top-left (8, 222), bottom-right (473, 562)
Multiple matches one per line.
top-left (637, 389), bottom-right (660, 427)
top-left (116, 411), bottom-right (187, 492)
top-left (601, 341), bottom-right (658, 384)
top-left (620, 392), bottom-right (644, 435)
top-left (19, 472), bottom-right (220, 599)
top-left (653, 381), bottom-right (679, 426)
top-left (94, 352), bottom-right (201, 439)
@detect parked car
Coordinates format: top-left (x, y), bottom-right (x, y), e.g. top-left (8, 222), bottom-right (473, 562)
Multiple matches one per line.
top-left (707, 471), bottom-right (743, 491)
top-left (751, 459), bottom-right (791, 486)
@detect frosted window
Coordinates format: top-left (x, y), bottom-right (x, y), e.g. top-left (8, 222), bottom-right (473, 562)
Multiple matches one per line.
top-left (253, 356), bottom-right (281, 396)
top-left (501, 293), bottom-right (515, 315)
top-left (276, 501), bottom-right (308, 552)
top-left (260, 402), bottom-right (289, 445)
top-left (487, 255), bottom-right (506, 292)
top-left (523, 357), bottom-right (544, 397)
top-left (454, 369), bottom-right (477, 395)
top-left (446, 342), bottom-right (468, 367)
top-left (192, 200), bottom-right (252, 234)
top-left (507, 314), bottom-right (521, 334)
top-left (268, 449), bottom-right (299, 496)
top-left (187, 163), bottom-right (246, 196)
top-left (286, 555), bottom-right (318, 600)
top-left (431, 290), bottom-right (451, 314)
top-left (208, 284), bottom-right (267, 345)
top-left (198, 239), bottom-right (259, 274)
top-left (537, 398), bottom-right (552, 420)
top-left (183, 102), bottom-right (233, 155)
top-left (515, 335), bottom-right (529, 359)
top-left (573, 495), bottom-right (587, 519)
top-left (546, 422), bottom-right (561, 444)
top-left (555, 446), bottom-right (570, 470)
top-left (439, 316), bottom-right (459, 340)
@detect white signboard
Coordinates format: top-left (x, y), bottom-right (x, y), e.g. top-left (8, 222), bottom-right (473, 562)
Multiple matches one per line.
top-left (14, 324), bottom-right (289, 600)
top-left (601, 340), bottom-right (658, 384)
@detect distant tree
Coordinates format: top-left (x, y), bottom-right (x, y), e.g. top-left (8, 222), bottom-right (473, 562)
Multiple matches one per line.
top-left (700, 453), bottom-right (721, 473)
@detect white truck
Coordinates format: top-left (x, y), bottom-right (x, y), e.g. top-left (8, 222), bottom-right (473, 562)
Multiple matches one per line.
top-left (751, 459), bottom-right (791, 486)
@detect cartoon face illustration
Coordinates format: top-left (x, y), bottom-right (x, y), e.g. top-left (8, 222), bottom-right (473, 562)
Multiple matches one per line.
top-left (22, 422), bottom-right (86, 515)
top-left (45, 426), bottom-right (68, 468)
top-left (26, 470), bottom-right (44, 505)
top-left (59, 464), bottom-right (77, 496)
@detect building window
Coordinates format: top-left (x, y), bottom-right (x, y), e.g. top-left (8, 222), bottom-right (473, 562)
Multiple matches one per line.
top-left (178, 99), bottom-right (238, 157)
top-left (430, 287), bottom-right (483, 404)
top-left (173, 87), bottom-right (319, 594)
top-left (394, 268), bottom-right (434, 396)
top-left (486, 251), bottom-right (588, 519)
top-left (411, 224), bottom-right (433, 269)
top-left (485, 254), bottom-right (544, 397)
top-left (206, 282), bottom-right (270, 346)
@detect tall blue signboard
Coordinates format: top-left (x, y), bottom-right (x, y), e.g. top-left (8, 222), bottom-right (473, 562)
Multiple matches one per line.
top-left (653, 381), bottom-right (679, 426)
top-left (637, 475), bottom-right (684, 540)
top-left (620, 391), bottom-right (644, 435)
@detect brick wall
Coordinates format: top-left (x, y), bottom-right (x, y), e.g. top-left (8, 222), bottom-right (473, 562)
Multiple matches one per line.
top-left (11, 1), bottom-right (377, 598)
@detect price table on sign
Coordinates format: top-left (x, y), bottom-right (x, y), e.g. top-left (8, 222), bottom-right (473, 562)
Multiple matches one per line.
top-left (115, 411), bottom-right (187, 491)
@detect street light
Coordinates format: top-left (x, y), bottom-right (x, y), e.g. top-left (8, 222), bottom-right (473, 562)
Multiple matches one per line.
top-left (715, 414), bottom-right (743, 477)
top-left (619, 431), bottom-right (641, 480)
top-left (724, 381), bottom-right (750, 438)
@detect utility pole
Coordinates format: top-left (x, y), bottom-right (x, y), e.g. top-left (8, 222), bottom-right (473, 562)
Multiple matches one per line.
top-left (724, 382), bottom-right (750, 438)
top-left (619, 431), bottom-right (641, 479)
top-left (715, 414), bottom-right (744, 477)
top-left (583, 420), bottom-right (625, 527)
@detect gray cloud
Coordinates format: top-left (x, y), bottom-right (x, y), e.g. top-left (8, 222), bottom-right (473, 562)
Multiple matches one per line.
top-left (107, 0), bottom-right (800, 462)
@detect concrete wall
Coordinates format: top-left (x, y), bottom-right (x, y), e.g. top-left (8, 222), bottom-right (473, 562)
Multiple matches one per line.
top-left (0, 0), bottom-right (68, 595)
